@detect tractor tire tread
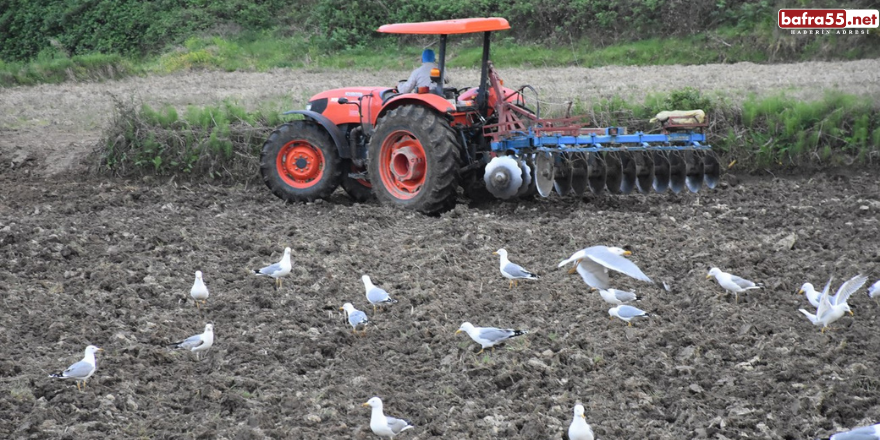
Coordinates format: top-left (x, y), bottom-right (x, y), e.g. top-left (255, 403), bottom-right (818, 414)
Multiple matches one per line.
top-left (260, 121), bottom-right (342, 203)
top-left (369, 105), bottom-right (460, 214)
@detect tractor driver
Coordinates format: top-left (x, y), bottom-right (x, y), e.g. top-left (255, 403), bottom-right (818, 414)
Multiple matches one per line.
top-left (397, 49), bottom-right (438, 94)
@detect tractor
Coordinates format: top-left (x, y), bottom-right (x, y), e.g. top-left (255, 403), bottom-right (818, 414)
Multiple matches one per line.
top-left (259, 17), bottom-right (719, 214)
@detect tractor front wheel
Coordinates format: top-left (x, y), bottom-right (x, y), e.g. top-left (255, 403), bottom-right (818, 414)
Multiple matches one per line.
top-left (260, 120), bottom-right (342, 202)
top-left (368, 106), bottom-right (460, 214)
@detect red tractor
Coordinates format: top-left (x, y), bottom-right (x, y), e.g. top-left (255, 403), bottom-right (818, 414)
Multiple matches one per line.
top-left (260, 18), bottom-right (717, 214)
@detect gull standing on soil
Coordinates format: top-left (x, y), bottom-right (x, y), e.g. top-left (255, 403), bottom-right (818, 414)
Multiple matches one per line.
top-left (362, 275), bottom-right (398, 313)
top-left (363, 397), bottom-right (414, 439)
top-left (169, 323), bottom-right (214, 360)
top-left (568, 404), bottom-right (595, 440)
top-left (340, 302), bottom-right (369, 335)
top-left (591, 287), bottom-right (641, 305)
top-left (49, 345), bottom-right (103, 391)
top-left (819, 423), bottom-right (880, 440)
top-left (253, 247), bottom-right (292, 290)
top-left (190, 270), bottom-right (209, 309)
top-left (494, 248), bottom-right (539, 289)
top-left (558, 246), bottom-right (652, 289)
top-left (706, 267), bottom-right (763, 302)
top-left (869, 279), bottom-right (880, 299)
top-left (456, 322), bottom-right (528, 354)
top-left (608, 305), bottom-right (650, 326)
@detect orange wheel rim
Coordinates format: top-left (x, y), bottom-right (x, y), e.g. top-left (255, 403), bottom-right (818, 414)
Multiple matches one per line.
top-left (277, 140), bottom-right (325, 189)
top-left (378, 130), bottom-right (427, 200)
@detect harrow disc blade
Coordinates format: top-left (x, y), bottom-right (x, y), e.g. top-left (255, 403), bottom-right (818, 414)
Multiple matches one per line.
top-left (553, 157), bottom-right (573, 196)
top-left (515, 158), bottom-right (534, 198)
top-left (619, 153), bottom-right (637, 194)
top-left (603, 153), bottom-right (622, 195)
top-left (570, 154), bottom-right (589, 196)
top-left (635, 152), bottom-right (654, 193)
top-left (668, 152), bottom-right (687, 194)
top-left (534, 152), bottom-right (555, 197)
top-left (652, 152), bottom-right (670, 193)
top-left (703, 152), bottom-right (721, 189)
top-left (684, 150), bottom-right (704, 193)
top-left (483, 156), bottom-right (524, 199)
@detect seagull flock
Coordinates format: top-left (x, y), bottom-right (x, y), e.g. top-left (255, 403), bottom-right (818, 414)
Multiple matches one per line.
top-left (46, 242), bottom-right (880, 439)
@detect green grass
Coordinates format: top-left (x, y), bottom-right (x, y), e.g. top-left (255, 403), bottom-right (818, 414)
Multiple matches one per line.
top-left (93, 88), bottom-right (880, 182)
top-left (4, 25), bottom-right (879, 87)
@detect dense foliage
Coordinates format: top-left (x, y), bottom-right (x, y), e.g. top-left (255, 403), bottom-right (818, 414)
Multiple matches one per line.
top-left (6, 0), bottom-right (866, 62)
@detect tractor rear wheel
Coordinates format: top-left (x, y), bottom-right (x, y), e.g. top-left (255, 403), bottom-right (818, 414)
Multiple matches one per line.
top-left (341, 159), bottom-right (374, 202)
top-left (368, 105), bottom-right (460, 214)
top-left (260, 120), bottom-right (342, 202)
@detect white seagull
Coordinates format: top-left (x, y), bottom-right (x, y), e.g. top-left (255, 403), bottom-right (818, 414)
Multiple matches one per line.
top-left (362, 275), bottom-right (399, 313)
top-left (559, 246), bottom-right (652, 289)
top-left (829, 275), bottom-right (869, 316)
top-left (869, 280), bottom-right (880, 299)
top-left (591, 287), bottom-right (641, 305)
top-left (798, 277), bottom-right (866, 333)
top-left (494, 248), bottom-right (539, 289)
top-left (568, 404), bottom-right (595, 440)
top-left (49, 345), bottom-right (103, 391)
top-left (170, 323), bottom-right (214, 360)
top-left (798, 278), bottom-right (831, 309)
top-left (456, 322), bottom-right (528, 354)
top-left (821, 423), bottom-right (880, 440)
top-left (340, 302), bottom-right (370, 335)
top-left (190, 270), bottom-right (209, 309)
top-left (363, 397), bottom-right (414, 439)
top-left (253, 247), bottom-right (292, 290)
top-left (609, 305), bottom-right (650, 326)
top-left (706, 267), bottom-right (762, 302)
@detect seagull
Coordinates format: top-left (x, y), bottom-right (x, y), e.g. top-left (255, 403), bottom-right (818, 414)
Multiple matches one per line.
top-left (798, 278), bottom-right (831, 309)
top-left (362, 275), bottom-right (398, 313)
top-left (362, 397), bottom-right (414, 439)
top-left (829, 275), bottom-right (869, 316)
top-left (818, 423), bottom-right (880, 440)
top-left (49, 345), bottom-right (103, 391)
top-left (455, 322), bottom-right (528, 354)
top-left (253, 247), bottom-right (292, 290)
top-left (169, 323), bottom-right (214, 360)
top-left (340, 302), bottom-right (370, 335)
top-left (493, 248), bottom-right (539, 289)
top-left (706, 267), bottom-right (763, 302)
top-left (591, 287), bottom-right (641, 305)
top-left (190, 270), bottom-right (209, 309)
top-left (798, 277), bottom-right (865, 333)
top-left (559, 246), bottom-right (652, 289)
top-left (608, 305), bottom-right (650, 326)
top-left (869, 280), bottom-right (880, 299)
top-left (568, 404), bottom-right (595, 440)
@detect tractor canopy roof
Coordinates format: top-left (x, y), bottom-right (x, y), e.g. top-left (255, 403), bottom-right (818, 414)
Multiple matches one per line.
top-left (377, 17), bottom-right (510, 35)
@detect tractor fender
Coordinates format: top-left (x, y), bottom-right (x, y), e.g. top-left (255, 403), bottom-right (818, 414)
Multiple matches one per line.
top-left (379, 94), bottom-right (455, 120)
top-left (282, 110), bottom-right (350, 159)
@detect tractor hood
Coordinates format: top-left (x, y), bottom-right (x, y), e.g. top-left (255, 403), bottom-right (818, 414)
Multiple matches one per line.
top-left (305, 87), bottom-right (389, 124)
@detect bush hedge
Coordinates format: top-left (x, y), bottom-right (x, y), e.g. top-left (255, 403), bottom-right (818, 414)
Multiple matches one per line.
top-left (6, 0), bottom-right (875, 62)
